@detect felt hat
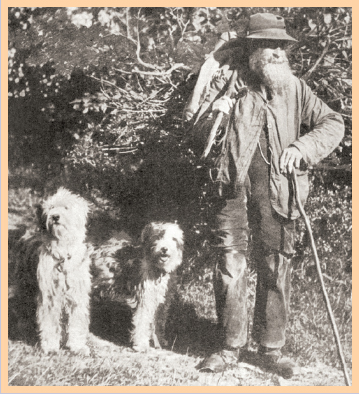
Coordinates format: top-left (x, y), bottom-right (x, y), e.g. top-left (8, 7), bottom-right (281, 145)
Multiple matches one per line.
top-left (247, 13), bottom-right (297, 41)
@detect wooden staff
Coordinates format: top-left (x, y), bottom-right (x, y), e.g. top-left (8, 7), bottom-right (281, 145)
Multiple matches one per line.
top-left (200, 69), bottom-right (238, 160)
top-left (292, 170), bottom-right (351, 386)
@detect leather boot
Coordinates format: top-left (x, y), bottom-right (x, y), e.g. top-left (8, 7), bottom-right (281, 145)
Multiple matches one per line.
top-left (257, 345), bottom-right (299, 379)
top-left (198, 347), bottom-right (242, 373)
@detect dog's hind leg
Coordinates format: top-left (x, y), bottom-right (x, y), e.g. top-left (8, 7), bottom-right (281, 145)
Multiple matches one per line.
top-left (154, 300), bottom-right (170, 349)
top-left (151, 330), bottom-right (162, 349)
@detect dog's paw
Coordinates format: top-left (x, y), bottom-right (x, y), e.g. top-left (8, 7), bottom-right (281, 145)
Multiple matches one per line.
top-left (132, 344), bottom-right (150, 353)
top-left (40, 342), bottom-right (60, 355)
top-left (69, 345), bottom-right (90, 357)
top-left (66, 339), bottom-right (91, 356)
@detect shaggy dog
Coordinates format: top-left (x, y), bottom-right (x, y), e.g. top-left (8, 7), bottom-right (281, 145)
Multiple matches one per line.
top-left (91, 222), bottom-right (184, 352)
top-left (91, 234), bottom-right (132, 293)
top-left (130, 222), bottom-right (184, 352)
top-left (13, 188), bottom-right (91, 355)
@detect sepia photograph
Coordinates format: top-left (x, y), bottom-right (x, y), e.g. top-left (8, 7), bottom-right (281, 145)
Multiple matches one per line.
top-left (6, 6), bottom-right (352, 387)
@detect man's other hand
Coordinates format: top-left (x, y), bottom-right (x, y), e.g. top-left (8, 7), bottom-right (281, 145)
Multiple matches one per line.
top-left (212, 96), bottom-right (235, 114)
top-left (279, 146), bottom-right (303, 175)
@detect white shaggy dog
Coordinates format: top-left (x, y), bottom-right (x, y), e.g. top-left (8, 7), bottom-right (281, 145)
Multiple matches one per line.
top-left (91, 222), bottom-right (184, 352)
top-left (14, 188), bottom-right (92, 355)
top-left (130, 222), bottom-right (184, 352)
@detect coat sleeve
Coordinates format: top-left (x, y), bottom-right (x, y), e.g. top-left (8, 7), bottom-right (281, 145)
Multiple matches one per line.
top-left (290, 79), bottom-right (345, 166)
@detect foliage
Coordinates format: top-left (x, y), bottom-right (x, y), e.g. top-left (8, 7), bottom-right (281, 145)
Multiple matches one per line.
top-left (288, 179), bottom-right (352, 367)
top-left (8, 7), bottom-right (352, 176)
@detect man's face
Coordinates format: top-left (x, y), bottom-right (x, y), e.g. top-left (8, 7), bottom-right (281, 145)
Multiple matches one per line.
top-left (249, 39), bottom-right (290, 53)
top-left (248, 39), bottom-right (294, 95)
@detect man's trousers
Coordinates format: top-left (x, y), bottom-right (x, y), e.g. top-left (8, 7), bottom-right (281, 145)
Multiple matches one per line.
top-left (213, 137), bottom-right (296, 350)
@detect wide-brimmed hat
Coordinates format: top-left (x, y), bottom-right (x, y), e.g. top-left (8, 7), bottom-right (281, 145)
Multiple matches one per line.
top-left (247, 13), bottom-right (297, 42)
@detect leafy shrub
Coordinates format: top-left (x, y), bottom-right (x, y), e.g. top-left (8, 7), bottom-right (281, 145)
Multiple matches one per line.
top-left (9, 7), bottom-right (351, 178)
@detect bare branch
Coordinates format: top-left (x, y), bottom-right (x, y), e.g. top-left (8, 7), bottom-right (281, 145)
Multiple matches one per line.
top-left (169, 7), bottom-right (190, 44)
top-left (115, 63), bottom-right (190, 77)
top-left (117, 32), bottom-right (136, 45)
top-left (134, 8), bottom-right (157, 71)
top-left (102, 145), bottom-right (138, 154)
top-left (100, 86), bottom-right (114, 102)
top-left (89, 75), bottom-right (142, 101)
top-left (138, 87), bottom-right (166, 106)
top-left (114, 68), bottom-right (132, 74)
top-left (112, 8), bottom-right (161, 72)
top-left (126, 7), bottom-right (131, 41)
top-left (118, 108), bottom-right (166, 113)
top-left (302, 39), bottom-right (331, 81)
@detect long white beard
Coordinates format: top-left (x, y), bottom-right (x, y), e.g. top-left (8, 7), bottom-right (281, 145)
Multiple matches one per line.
top-left (249, 48), bottom-right (294, 95)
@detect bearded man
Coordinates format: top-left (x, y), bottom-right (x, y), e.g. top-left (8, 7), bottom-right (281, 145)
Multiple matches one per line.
top-left (184, 13), bottom-right (344, 377)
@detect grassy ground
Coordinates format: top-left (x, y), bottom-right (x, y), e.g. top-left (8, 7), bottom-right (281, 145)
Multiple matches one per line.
top-left (7, 183), bottom-right (352, 386)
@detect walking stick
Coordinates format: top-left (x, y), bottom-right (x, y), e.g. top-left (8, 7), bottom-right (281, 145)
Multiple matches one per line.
top-left (200, 69), bottom-right (238, 160)
top-left (292, 171), bottom-right (351, 386)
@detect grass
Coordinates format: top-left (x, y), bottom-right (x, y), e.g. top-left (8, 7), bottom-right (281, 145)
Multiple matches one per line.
top-left (7, 181), bottom-right (352, 386)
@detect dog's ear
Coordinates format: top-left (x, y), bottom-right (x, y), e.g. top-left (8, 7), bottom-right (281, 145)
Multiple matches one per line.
top-left (140, 223), bottom-right (154, 244)
top-left (165, 223), bottom-right (184, 248)
top-left (86, 202), bottom-right (94, 217)
top-left (35, 204), bottom-right (47, 231)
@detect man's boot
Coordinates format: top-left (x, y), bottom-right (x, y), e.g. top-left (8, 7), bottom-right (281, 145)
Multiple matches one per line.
top-left (198, 347), bottom-right (242, 373)
top-left (257, 345), bottom-right (299, 379)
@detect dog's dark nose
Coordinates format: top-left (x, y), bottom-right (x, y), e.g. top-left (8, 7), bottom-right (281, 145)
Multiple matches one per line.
top-left (161, 247), bottom-right (168, 254)
top-left (52, 214), bottom-right (60, 222)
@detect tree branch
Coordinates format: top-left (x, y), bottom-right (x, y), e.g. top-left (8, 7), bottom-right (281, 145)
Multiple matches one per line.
top-left (115, 62), bottom-right (190, 77)
top-left (118, 108), bottom-right (166, 113)
top-left (135, 8), bottom-right (157, 71)
top-left (126, 7), bottom-right (131, 41)
top-left (302, 39), bottom-right (331, 81)
top-left (119, 8), bottom-right (160, 71)
top-left (117, 8), bottom-right (191, 74)
top-left (89, 75), bottom-right (143, 101)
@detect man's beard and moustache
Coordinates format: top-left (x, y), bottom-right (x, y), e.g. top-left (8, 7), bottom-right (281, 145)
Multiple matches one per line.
top-left (249, 47), bottom-right (294, 96)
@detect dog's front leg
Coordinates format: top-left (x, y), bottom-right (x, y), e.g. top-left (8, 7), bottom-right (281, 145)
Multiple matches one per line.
top-left (131, 303), bottom-right (152, 352)
top-left (37, 254), bottom-right (62, 354)
top-left (66, 305), bottom-right (90, 355)
top-left (37, 296), bottom-right (62, 354)
top-left (66, 296), bottom-right (90, 356)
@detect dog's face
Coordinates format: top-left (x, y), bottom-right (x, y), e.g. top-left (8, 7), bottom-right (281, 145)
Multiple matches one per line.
top-left (39, 188), bottom-right (89, 241)
top-left (141, 222), bottom-right (184, 273)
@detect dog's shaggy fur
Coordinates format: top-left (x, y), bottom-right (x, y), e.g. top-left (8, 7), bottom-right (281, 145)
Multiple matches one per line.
top-left (91, 222), bottom-right (184, 352)
top-left (90, 236), bottom-right (130, 289)
top-left (13, 188), bottom-right (92, 355)
top-left (130, 222), bottom-right (184, 352)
